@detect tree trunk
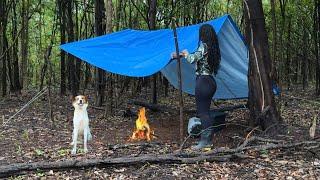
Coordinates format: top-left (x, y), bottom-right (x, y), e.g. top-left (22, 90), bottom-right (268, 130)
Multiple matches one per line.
top-left (74, 1), bottom-right (81, 93)
top-left (66, 0), bottom-right (76, 96)
top-left (286, 16), bottom-right (292, 89)
top-left (83, 0), bottom-right (91, 90)
top-left (20, 0), bottom-right (29, 89)
top-left (278, 0), bottom-right (287, 85)
top-left (0, 0), bottom-right (6, 96)
top-left (94, 0), bottom-right (106, 106)
top-left (5, 37), bottom-right (11, 92)
top-left (270, 0), bottom-right (277, 82)
top-left (59, 0), bottom-right (66, 95)
top-left (244, 0), bottom-right (281, 134)
top-left (105, 0), bottom-right (114, 116)
top-left (148, 0), bottom-right (158, 104)
top-left (314, 0), bottom-right (320, 95)
top-left (11, 1), bottom-right (21, 93)
top-left (302, 28), bottom-right (308, 90)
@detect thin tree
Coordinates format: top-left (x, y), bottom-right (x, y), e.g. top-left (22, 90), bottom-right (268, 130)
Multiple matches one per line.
top-left (94, 0), bottom-right (106, 106)
top-left (66, 0), bottom-right (77, 96)
top-left (104, 0), bottom-right (113, 116)
top-left (270, 0), bottom-right (277, 83)
top-left (74, 1), bottom-right (81, 93)
top-left (0, 0), bottom-right (5, 96)
top-left (59, 0), bottom-right (66, 95)
top-left (314, 0), bottom-right (320, 95)
top-left (20, 0), bottom-right (29, 89)
top-left (11, 0), bottom-right (21, 93)
top-left (148, 0), bottom-right (158, 104)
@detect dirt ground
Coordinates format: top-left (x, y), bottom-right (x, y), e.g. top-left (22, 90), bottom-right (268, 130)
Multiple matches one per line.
top-left (0, 86), bottom-right (319, 179)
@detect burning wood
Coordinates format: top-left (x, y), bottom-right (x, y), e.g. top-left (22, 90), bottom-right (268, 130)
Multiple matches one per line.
top-left (129, 107), bottom-right (154, 141)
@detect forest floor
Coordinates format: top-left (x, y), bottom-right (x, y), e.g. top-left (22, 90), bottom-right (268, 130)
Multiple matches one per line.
top-left (0, 86), bottom-right (320, 179)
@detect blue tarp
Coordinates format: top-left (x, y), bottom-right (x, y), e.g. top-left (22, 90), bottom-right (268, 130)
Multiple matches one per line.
top-left (60, 14), bottom-right (248, 99)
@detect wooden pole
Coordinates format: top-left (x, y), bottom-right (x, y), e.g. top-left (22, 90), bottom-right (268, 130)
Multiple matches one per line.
top-left (171, 18), bottom-right (184, 144)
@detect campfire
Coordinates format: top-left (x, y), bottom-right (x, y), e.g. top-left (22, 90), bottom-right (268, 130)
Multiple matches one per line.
top-left (129, 107), bottom-right (154, 141)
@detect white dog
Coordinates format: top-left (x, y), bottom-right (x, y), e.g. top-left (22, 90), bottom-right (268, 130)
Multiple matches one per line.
top-left (71, 95), bottom-right (92, 155)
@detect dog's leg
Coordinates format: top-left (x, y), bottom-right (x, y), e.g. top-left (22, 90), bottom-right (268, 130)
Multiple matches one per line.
top-left (71, 128), bottom-right (78, 155)
top-left (87, 128), bottom-right (92, 141)
top-left (83, 127), bottom-right (88, 153)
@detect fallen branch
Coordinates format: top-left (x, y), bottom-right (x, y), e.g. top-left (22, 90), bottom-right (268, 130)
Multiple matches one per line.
top-left (202, 137), bottom-right (319, 156)
top-left (0, 153), bottom-right (244, 178)
top-left (183, 136), bottom-right (319, 157)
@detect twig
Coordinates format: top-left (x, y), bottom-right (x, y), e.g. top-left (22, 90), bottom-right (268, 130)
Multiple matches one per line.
top-left (245, 126), bottom-right (259, 140)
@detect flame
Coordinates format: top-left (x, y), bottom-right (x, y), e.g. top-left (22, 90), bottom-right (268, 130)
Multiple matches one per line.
top-left (129, 107), bottom-right (154, 141)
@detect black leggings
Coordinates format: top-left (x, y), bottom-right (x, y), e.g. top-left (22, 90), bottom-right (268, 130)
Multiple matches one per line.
top-left (195, 75), bottom-right (217, 130)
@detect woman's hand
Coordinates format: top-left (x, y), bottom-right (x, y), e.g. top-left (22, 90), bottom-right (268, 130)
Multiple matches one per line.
top-left (171, 50), bottom-right (188, 59)
top-left (181, 49), bottom-right (189, 57)
top-left (171, 52), bottom-right (178, 59)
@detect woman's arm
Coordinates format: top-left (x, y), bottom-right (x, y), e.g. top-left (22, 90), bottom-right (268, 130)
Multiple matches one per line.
top-left (184, 43), bottom-right (206, 64)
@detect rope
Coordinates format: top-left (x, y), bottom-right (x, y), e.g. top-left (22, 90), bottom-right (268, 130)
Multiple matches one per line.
top-left (2, 87), bottom-right (48, 127)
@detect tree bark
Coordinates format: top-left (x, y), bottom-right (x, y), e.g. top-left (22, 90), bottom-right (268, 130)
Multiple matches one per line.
top-left (270, 0), bottom-right (277, 82)
top-left (66, 0), bottom-right (76, 96)
top-left (244, 0), bottom-right (281, 134)
top-left (20, 0), bottom-right (29, 89)
top-left (83, 0), bottom-right (91, 90)
top-left (74, 1), bottom-right (81, 93)
top-left (11, 0), bottom-right (21, 93)
top-left (148, 0), bottom-right (158, 104)
top-left (103, 0), bottom-right (114, 116)
top-left (59, 0), bottom-right (66, 95)
top-left (278, 0), bottom-right (287, 84)
top-left (302, 28), bottom-right (308, 90)
top-left (314, 0), bottom-right (320, 95)
top-left (0, 0), bottom-right (5, 96)
top-left (94, 0), bottom-right (106, 106)
top-left (285, 16), bottom-right (292, 88)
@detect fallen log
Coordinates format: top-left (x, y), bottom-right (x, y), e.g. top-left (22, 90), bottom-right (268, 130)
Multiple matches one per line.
top-left (0, 153), bottom-right (244, 178)
top-left (2, 137), bottom-right (317, 177)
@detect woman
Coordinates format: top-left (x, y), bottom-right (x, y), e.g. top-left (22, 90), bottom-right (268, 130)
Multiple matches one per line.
top-left (172, 24), bottom-right (221, 149)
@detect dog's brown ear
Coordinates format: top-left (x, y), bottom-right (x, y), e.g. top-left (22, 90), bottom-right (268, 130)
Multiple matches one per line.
top-left (84, 96), bottom-right (88, 103)
top-left (70, 95), bottom-right (76, 103)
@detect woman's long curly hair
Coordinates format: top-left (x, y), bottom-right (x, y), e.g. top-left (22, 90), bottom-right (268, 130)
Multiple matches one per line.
top-left (199, 24), bottom-right (221, 75)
